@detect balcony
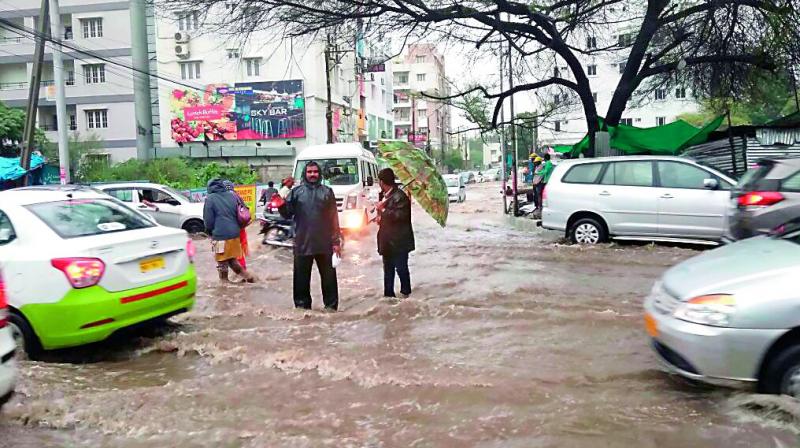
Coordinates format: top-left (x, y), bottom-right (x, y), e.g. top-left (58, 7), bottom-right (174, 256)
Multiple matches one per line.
top-left (0, 36), bottom-right (24, 45)
top-left (0, 81), bottom-right (26, 91)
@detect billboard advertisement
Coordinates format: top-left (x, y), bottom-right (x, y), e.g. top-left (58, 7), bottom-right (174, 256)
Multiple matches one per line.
top-left (169, 81), bottom-right (305, 143)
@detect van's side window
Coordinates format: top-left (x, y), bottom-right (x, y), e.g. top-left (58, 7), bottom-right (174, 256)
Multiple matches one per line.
top-left (562, 163), bottom-right (604, 184)
top-left (601, 161), bottom-right (654, 187)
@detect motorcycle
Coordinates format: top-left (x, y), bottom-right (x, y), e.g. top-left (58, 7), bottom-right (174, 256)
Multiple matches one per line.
top-left (259, 198), bottom-right (294, 248)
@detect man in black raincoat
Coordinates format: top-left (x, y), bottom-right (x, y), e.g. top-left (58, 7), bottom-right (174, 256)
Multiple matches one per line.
top-left (376, 168), bottom-right (415, 298)
top-left (275, 161), bottom-right (342, 310)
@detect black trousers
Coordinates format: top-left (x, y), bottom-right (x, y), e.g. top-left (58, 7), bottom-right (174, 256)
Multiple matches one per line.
top-left (293, 254), bottom-right (339, 310)
top-left (534, 183), bottom-right (546, 209)
top-left (382, 251), bottom-right (411, 297)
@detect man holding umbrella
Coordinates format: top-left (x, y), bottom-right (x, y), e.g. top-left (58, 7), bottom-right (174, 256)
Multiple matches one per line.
top-left (375, 168), bottom-right (415, 298)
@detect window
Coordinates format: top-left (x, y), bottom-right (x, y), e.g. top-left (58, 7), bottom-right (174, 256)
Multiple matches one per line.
top-left (81, 18), bottom-right (103, 38)
top-left (601, 161), bottom-right (653, 187)
top-left (554, 120), bottom-right (561, 132)
top-left (139, 189), bottom-right (177, 204)
top-left (415, 55), bottom-right (426, 63)
top-left (25, 199), bottom-right (154, 239)
top-left (177, 11), bottom-right (199, 31)
top-left (83, 64), bottom-right (105, 84)
top-left (66, 70), bottom-right (75, 86)
top-left (655, 89), bottom-right (667, 101)
top-left (586, 36), bottom-right (597, 49)
top-left (69, 114), bottom-right (77, 130)
top-left (554, 67), bottom-right (560, 77)
top-left (64, 26), bottom-right (73, 40)
top-left (395, 72), bottom-right (408, 84)
top-left (85, 109), bottom-right (108, 129)
top-left (592, 92), bottom-right (598, 103)
top-left (294, 158), bottom-right (360, 186)
top-left (416, 73), bottom-right (426, 82)
top-left (781, 171), bottom-right (800, 192)
top-left (227, 49), bottom-right (240, 59)
top-left (587, 64), bottom-right (597, 76)
top-left (618, 33), bottom-right (634, 47)
top-left (657, 162), bottom-right (712, 189)
top-left (0, 210), bottom-right (16, 245)
top-left (618, 63), bottom-right (626, 74)
top-left (675, 87), bottom-right (687, 99)
top-left (180, 62), bottom-right (201, 80)
top-left (621, 118), bottom-right (633, 126)
top-left (563, 163), bottom-right (603, 184)
top-left (244, 58), bottom-right (260, 76)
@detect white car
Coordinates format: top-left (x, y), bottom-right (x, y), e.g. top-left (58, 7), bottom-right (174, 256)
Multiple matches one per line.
top-left (0, 268), bottom-right (17, 411)
top-left (0, 186), bottom-right (197, 358)
top-left (542, 156), bottom-right (736, 244)
top-left (96, 182), bottom-right (206, 234)
top-left (443, 174), bottom-right (466, 203)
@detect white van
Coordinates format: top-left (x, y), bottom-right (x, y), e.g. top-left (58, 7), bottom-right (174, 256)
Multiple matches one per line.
top-left (292, 143), bottom-right (380, 230)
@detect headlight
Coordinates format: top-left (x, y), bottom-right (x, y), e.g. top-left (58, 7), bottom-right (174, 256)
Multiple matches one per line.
top-left (345, 193), bottom-right (358, 210)
top-left (673, 294), bottom-right (736, 327)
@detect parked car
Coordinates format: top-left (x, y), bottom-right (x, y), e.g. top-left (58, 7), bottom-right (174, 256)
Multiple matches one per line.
top-left (483, 168), bottom-right (501, 182)
top-left (727, 158), bottom-right (800, 240)
top-left (0, 186), bottom-right (197, 358)
top-left (541, 156), bottom-right (736, 244)
top-left (443, 174), bottom-right (466, 203)
top-left (96, 182), bottom-right (206, 234)
top-left (460, 171), bottom-right (476, 185)
top-left (0, 267), bottom-right (16, 410)
top-left (644, 219), bottom-right (800, 396)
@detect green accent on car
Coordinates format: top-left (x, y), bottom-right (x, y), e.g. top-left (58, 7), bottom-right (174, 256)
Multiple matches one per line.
top-left (19, 266), bottom-right (197, 350)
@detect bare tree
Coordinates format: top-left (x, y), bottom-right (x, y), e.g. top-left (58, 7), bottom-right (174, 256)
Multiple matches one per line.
top-left (159, 0), bottom-right (800, 156)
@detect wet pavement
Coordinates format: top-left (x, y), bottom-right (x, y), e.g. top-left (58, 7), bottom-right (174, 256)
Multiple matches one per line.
top-left (2, 182), bottom-right (800, 447)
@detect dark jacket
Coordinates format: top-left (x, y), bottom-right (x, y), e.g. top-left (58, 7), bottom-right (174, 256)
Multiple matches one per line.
top-left (279, 168), bottom-right (341, 256)
top-left (203, 178), bottom-right (241, 241)
top-left (377, 187), bottom-right (415, 256)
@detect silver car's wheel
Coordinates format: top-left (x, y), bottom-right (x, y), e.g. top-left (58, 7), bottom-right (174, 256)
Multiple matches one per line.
top-left (575, 223), bottom-right (600, 244)
top-left (782, 365), bottom-right (800, 397)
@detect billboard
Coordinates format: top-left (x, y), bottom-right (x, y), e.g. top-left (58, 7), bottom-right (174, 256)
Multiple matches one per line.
top-left (169, 81), bottom-right (305, 143)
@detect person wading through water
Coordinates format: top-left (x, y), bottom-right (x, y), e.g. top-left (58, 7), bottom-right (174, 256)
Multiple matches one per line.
top-left (273, 161), bottom-right (342, 310)
top-left (375, 168), bottom-right (415, 299)
top-left (203, 178), bottom-right (255, 283)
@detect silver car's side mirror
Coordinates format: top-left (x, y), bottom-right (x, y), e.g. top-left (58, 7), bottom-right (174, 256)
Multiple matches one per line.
top-left (703, 178), bottom-right (719, 190)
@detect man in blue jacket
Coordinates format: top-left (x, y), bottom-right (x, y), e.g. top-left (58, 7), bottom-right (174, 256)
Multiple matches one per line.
top-left (274, 161), bottom-right (342, 310)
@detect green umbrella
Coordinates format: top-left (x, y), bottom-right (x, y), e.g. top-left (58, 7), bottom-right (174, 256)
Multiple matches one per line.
top-left (378, 140), bottom-right (449, 227)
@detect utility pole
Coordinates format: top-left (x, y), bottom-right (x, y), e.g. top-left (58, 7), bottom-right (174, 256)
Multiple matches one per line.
top-left (49, 0), bottom-right (69, 184)
top-left (508, 43), bottom-right (519, 217)
top-left (130, 0), bottom-right (154, 159)
top-left (499, 47), bottom-right (507, 214)
top-left (533, 114), bottom-right (539, 155)
top-left (20, 0), bottom-right (49, 182)
top-left (325, 34), bottom-right (334, 143)
top-left (411, 94), bottom-right (417, 149)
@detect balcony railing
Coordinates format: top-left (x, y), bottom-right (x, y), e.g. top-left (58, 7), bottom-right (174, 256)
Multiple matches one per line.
top-left (0, 36), bottom-right (24, 45)
top-left (0, 82), bottom-right (26, 91)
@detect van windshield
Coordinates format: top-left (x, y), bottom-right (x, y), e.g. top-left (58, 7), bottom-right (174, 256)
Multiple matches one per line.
top-left (294, 158), bottom-right (360, 186)
top-left (444, 177), bottom-right (459, 187)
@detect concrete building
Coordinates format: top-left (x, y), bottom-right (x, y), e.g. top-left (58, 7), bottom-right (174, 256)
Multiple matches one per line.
top-left (0, 0), bottom-right (138, 163)
top-left (392, 44), bottom-right (452, 156)
top-left (150, 9), bottom-right (394, 179)
top-left (536, 25), bottom-right (700, 149)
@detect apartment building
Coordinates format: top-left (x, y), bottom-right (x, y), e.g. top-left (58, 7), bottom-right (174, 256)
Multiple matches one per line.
top-left (392, 44), bottom-right (452, 155)
top-left (0, 0), bottom-right (138, 163)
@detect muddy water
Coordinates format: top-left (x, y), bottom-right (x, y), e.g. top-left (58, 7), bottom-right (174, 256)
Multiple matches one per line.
top-left (2, 183), bottom-right (800, 447)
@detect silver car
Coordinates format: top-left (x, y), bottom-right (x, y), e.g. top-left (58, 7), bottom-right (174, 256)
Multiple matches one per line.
top-left (541, 156), bottom-right (736, 244)
top-left (97, 182), bottom-right (206, 233)
top-left (644, 222), bottom-right (800, 395)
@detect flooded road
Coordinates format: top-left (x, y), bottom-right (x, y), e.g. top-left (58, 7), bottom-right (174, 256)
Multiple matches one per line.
top-left (2, 182), bottom-right (800, 447)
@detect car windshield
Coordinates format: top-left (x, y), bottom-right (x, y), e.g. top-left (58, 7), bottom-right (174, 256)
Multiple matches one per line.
top-left (26, 198), bottom-right (155, 239)
top-left (164, 186), bottom-right (199, 203)
top-left (294, 158), bottom-right (360, 186)
top-left (444, 177), bottom-right (459, 187)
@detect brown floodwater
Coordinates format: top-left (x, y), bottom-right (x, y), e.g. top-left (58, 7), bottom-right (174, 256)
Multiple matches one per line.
top-left (1, 182), bottom-right (799, 447)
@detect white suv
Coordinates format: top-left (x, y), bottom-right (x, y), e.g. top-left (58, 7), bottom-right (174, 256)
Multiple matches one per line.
top-left (0, 268), bottom-right (17, 411)
top-left (541, 156), bottom-right (736, 244)
top-left (96, 182), bottom-right (206, 234)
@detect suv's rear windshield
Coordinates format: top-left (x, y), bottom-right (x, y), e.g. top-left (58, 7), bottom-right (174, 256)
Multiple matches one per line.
top-left (26, 199), bottom-right (154, 239)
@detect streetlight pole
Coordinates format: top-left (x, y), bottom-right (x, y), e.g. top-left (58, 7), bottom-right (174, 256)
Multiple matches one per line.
top-left (499, 48), bottom-right (507, 214)
top-left (508, 41), bottom-right (519, 216)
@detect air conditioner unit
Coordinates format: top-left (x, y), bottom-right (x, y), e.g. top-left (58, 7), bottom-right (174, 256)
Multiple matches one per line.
top-left (175, 45), bottom-right (190, 59)
top-left (174, 32), bottom-right (190, 43)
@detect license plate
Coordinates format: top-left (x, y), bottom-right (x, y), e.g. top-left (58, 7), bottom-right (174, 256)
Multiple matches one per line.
top-left (644, 313), bottom-right (659, 338)
top-left (140, 257), bottom-right (166, 273)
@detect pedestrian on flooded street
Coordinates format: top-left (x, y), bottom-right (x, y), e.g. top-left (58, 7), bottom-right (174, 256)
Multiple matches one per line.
top-left (203, 178), bottom-right (255, 283)
top-left (223, 180), bottom-right (251, 270)
top-left (376, 168), bottom-right (415, 299)
top-left (274, 161), bottom-right (341, 311)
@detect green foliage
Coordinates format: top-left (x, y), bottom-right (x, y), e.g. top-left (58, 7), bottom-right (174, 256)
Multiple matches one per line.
top-left (0, 101), bottom-right (49, 149)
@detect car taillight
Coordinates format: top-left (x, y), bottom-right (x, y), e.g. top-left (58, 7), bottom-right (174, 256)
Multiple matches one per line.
top-left (186, 239), bottom-right (196, 263)
top-left (0, 271), bottom-right (6, 329)
top-left (737, 191), bottom-right (784, 207)
top-left (51, 258), bottom-right (105, 289)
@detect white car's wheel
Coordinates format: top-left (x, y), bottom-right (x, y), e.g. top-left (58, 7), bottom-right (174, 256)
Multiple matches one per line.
top-left (569, 217), bottom-right (607, 244)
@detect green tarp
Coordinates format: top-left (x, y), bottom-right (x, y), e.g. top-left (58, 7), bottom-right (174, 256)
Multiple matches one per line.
top-left (553, 116), bottom-right (724, 157)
